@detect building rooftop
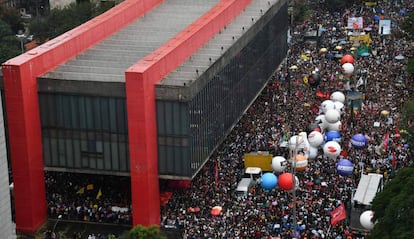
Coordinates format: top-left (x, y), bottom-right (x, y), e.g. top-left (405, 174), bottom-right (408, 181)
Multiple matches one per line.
top-left (41, 0), bottom-right (220, 82)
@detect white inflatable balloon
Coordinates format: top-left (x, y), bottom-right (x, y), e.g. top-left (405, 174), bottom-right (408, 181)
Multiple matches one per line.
top-left (360, 210), bottom-right (375, 230)
top-left (308, 131), bottom-right (324, 147)
top-left (288, 135), bottom-right (308, 151)
top-left (272, 156), bottom-right (287, 173)
top-left (330, 91), bottom-right (346, 104)
top-left (327, 121), bottom-right (343, 132)
top-left (321, 100), bottom-right (335, 113)
top-left (323, 141), bottom-right (341, 159)
top-left (333, 101), bottom-right (345, 115)
top-left (342, 63), bottom-right (354, 75)
top-left (325, 109), bottom-right (341, 124)
top-left (308, 146), bottom-right (319, 160)
top-left (315, 115), bottom-right (328, 132)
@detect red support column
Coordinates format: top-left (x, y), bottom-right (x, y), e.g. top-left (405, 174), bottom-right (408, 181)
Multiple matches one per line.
top-left (2, 64), bottom-right (47, 233)
top-left (125, 71), bottom-right (160, 226)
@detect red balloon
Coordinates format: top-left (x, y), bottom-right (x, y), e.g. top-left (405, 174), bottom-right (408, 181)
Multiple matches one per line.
top-left (278, 173), bottom-right (294, 191)
top-left (340, 54), bottom-right (355, 65)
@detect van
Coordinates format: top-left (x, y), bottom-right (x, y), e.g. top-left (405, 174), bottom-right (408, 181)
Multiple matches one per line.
top-left (236, 178), bottom-right (254, 197)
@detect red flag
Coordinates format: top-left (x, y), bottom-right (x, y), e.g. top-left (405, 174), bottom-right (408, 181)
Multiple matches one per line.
top-left (392, 151), bottom-right (396, 167)
top-left (296, 90), bottom-right (303, 99)
top-left (330, 204), bottom-right (346, 225)
top-left (316, 91), bottom-right (325, 98)
top-left (215, 162), bottom-right (219, 185)
top-left (382, 131), bottom-right (390, 151)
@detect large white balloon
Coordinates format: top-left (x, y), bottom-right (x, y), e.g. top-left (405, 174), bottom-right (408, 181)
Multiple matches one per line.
top-left (272, 156), bottom-right (287, 173)
top-left (323, 141), bottom-right (341, 159)
top-left (325, 109), bottom-right (341, 124)
top-left (308, 146), bottom-right (319, 160)
top-left (333, 101), bottom-right (345, 115)
top-left (360, 210), bottom-right (375, 230)
top-left (327, 121), bottom-right (343, 132)
top-left (315, 115), bottom-right (328, 132)
top-left (288, 134), bottom-right (308, 151)
top-left (330, 91), bottom-right (346, 103)
top-left (321, 100), bottom-right (335, 113)
top-left (342, 62), bottom-right (355, 75)
top-left (308, 131), bottom-right (324, 147)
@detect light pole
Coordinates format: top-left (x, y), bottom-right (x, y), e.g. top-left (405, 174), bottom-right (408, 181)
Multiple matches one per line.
top-left (52, 215), bottom-right (62, 238)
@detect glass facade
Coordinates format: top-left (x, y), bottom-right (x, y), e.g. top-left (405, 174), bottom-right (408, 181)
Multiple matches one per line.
top-left (39, 94), bottom-right (129, 172)
top-left (157, 4), bottom-right (288, 178)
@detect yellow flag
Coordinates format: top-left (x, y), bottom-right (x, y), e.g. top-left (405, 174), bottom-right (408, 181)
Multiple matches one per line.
top-left (86, 184), bottom-right (94, 190)
top-left (76, 187), bottom-right (85, 195)
top-left (96, 189), bottom-right (102, 200)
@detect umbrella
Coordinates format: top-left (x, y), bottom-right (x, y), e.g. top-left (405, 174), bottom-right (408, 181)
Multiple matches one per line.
top-left (360, 52), bottom-right (370, 57)
top-left (334, 53), bottom-right (343, 59)
top-left (210, 206), bottom-right (222, 216)
top-left (290, 65), bottom-right (298, 70)
top-left (319, 47), bottom-right (328, 53)
top-left (325, 52), bottom-right (334, 59)
top-left (399, 9), bottom-right (407, 15)
top-left (335, 45), bottom-right (342, 50)
top-left (350, 47), bottom-right (356, 51)
top-left (395, 54), bottom-right (405, 60)
top-left (364, 27), bottom-right (372, 32)
top-left (381, 110), bottom-right (390, 116)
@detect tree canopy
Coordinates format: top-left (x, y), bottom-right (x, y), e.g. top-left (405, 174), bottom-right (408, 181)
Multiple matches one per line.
top-left (119, 225), bottom-right (166, 239)
top-left (369, 166), bottom-right (414, 239)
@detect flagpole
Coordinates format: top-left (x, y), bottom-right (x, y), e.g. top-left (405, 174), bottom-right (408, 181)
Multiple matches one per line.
top-left (326, 224), bottom-right (332, 238)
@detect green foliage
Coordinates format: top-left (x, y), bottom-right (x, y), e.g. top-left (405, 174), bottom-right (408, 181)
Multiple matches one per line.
top-left (119, 225), bottom-right (166, 239)
top-left (401, 11), bottom-right (414, 39)
top-left (0, 5), bottom-right (24, 33)
top-left (400, 99), bottom-right (414, 155)
top-left (29, 1), bottom-right (116, 43)
top-left (0, 20), bottom-right (21, 64)
top-left (369, 167), bottom-right (414, 239)
top-left (407, 57), bottom-right (414, 74)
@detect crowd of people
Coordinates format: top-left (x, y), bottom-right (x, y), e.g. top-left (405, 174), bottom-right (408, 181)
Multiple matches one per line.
top-left (46, 171), bottom-right (132, 225)
top-left (160, 0), bottom-right (413, 238)
top-left (43, 0), bottom-right (414, 238)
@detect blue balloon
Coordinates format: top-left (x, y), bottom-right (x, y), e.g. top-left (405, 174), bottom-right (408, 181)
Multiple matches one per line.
top-left (261, 173), bottom-right (278, 190)
top-left (351, 134), bottom-right (367, 149)
top-left (325, 131), bottom-right (341, 143)
top-left (336, 159), bottom-right (354, 176)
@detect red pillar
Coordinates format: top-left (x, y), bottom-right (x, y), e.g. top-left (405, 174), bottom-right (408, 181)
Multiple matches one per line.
top-left (126, 71), bottom-right (160, 226)
top-left (2, 64), bottom-right (47, 233)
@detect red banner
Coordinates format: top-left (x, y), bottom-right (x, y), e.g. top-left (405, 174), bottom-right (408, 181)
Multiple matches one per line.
top-left (331, 204), bottom-right (346, 225)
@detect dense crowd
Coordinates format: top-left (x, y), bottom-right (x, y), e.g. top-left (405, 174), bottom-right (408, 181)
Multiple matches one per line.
top-left (44, 0), bottom-right (414, 238)
top-left (160, 1), bottom-right (413, 238)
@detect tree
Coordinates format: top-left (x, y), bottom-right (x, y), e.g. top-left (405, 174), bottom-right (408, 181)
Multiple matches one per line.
top-left (368, 167), bottom-right (414, 239)
top-left (29, 1), bottom-right (116, 44)
top-left (399, 99), bottom-right (414, 156)
top-left (0, 5), bottom-right (24, 34)
top-left (119, 225), bottom-right (167, 239)
top-left (401, 11), bottom-right (414, 39)
top-left (0, 20), bottom-right (21, 64)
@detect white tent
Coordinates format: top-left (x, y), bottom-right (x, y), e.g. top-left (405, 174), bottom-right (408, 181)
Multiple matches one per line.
top-left (353, 173), bottom-right (383, 206)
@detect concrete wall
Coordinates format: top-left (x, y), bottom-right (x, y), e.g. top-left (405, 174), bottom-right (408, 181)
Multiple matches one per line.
top-left (0, 92), bottom-right (16, 239)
